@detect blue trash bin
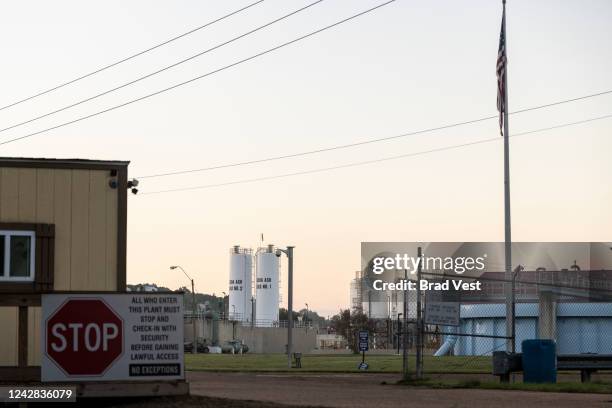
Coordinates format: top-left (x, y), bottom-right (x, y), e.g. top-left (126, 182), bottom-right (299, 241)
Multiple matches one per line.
top-left (522, 339), bottom-right (557, 383)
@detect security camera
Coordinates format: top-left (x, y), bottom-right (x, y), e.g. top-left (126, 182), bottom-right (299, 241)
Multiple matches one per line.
top-left (127, 179), bottom-right (139, 189)
top-left (275, 249), bottom-right (282, 258)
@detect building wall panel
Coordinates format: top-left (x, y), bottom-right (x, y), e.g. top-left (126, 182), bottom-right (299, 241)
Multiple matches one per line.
top-left (69, 170), bottom-right (90, 290)
top-left (27, 307), bottom-right (41, 366)
top-left (88, 171), bottom-right (107, 290)
top-left (53, 170), bottom-right (72, 290)
top-left (0, 307), bottom-right (18, 366)
top-left (35, 169), bottom-right (54, 223)
top-left (0, 163), bottom-right (125, 373)
top-left (0, 168), bottom-right (19, 220)
top-left (18, 169), bottom-right (36, 221)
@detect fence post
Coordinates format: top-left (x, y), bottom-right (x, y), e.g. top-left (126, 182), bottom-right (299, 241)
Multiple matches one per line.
top-left (416, 246), bottom-right (424, 379)
top-left (402, 269), bottom-right (408, 379)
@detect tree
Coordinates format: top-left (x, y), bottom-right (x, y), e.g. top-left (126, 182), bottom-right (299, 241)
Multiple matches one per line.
top-left (330, 309), bottom-right (376, 353)
top-left (278, 308), bottom-right (326, 326)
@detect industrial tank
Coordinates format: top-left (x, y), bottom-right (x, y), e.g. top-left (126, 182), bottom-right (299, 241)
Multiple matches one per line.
top-left (228, 246), bottom-right (253, 322)
top-left (255, 245), bottom-right (280, 327)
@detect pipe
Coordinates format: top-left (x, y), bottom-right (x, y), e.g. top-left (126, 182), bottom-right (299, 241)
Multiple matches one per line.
top-left (434, 335), bottom-right (458, 357)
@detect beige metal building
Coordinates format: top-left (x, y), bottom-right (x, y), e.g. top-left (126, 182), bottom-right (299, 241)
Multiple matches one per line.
top-left (0, 157), bottom-right (128, 381)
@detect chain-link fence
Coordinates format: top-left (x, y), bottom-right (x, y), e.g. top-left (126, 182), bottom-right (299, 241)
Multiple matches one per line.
top-left (415, 269), bottom-right (612, 377)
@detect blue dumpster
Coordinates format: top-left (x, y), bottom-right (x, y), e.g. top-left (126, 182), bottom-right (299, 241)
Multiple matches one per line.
top-left (522, 339), bottom-right (557, 383)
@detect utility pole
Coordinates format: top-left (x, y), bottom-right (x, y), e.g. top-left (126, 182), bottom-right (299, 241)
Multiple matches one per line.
top-left (287, 246), bottom-right (294, 368)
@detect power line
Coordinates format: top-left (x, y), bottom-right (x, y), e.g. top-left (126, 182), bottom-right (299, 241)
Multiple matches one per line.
top-left (0, 0), bottom-right (265, 112)
top-left (0, 0), bottom-right (396, 147)
top-left (0, 0), bottom-right (324, 134)
top-left (136, 89), bottom-right (612, 179)
top-left (140, 113), bottom-right (612, 195)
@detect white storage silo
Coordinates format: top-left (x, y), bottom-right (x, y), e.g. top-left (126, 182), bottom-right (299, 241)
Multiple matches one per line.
top-left (255, 245), bottom-right (280, 327)
top-left (229, 246), bottom-right (253, 322)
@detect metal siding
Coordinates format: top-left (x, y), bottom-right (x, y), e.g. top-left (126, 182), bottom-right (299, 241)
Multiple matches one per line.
top-left (0, 168), bottom-right (19, 220)
top-left (18, 169), bottom-right (36, 221)
top-left (53, 170), bottom-right (72, 290)
top-left (105, 180), bottom-right (117, 290)
top-left (69, 170), bottom-right (90, 290)
top-left (88, 171), bottom-right (107, 290)
top-left (35, 169), bottom-right (54, 223)
top-left (454, 304), bottom-right (612, 355)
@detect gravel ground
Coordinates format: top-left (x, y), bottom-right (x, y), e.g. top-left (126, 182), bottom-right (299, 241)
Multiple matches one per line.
top-left (188, 371), bottom-right (612, 408)
top-left (68, 395), bottom-right (322, 408)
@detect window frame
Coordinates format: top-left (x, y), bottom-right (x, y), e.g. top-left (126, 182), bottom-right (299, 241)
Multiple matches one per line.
top-left (0, 229), bottom-right (36, 282)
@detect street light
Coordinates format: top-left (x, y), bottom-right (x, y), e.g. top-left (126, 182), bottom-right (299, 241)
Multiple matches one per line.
top-left (170, 265), bottom-right (197, 354)
top-left (251, 296), bottom-right (255, 327)
top-left (305, 303), bottom-right (309, 332)
top-left (275, 246), bottom-right (295, 369)
top-left (222, 291), bottom-right (227, 319)
top-left (397, 312), bottom-right (403, 355)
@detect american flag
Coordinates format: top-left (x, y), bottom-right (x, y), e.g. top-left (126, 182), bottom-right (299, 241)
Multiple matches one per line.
top-left (496, 6), bottom-right (507, 136)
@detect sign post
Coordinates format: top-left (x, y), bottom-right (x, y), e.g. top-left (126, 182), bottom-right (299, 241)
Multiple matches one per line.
top-left (42, 293), bottom-right (184, 382)
top-left (358, 330), bottom-right (369, 370)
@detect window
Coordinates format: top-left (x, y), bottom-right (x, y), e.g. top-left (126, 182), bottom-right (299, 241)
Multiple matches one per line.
top-left (0, 230), bottom-right (35, 281)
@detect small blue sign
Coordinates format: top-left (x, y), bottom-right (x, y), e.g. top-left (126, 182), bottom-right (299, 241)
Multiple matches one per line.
top-left (358, 362), bottom-right (369, 370)
top-left (358, 330), bottom-right (369, 352)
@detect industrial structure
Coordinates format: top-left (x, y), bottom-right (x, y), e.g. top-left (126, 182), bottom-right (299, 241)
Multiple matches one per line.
top-left (351, 269), bottom-right (412, 319)
top-left (436, 269), bottom-right (612, 356)
top-left (228, 244), bottom-right (280, 327)
top-left (255, 245), bottom-right (280, 326)
top-left (229, 246), bottom-right (253, 322)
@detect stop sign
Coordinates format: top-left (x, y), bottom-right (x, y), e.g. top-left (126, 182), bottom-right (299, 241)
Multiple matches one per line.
top-left (46, 298), bottom-right (124, 376)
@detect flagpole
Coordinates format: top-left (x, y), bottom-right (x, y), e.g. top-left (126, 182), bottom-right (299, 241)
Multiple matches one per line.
top-left (502, 0), bottom-right (514, 353)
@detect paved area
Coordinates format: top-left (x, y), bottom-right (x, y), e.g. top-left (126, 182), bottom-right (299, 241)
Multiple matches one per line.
top-left (188, 371), bottom-right (612, 408)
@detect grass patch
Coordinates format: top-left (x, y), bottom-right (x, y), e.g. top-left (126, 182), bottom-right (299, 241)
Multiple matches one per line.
top-left (397, 377), bottom-right (612, 394)
top-left (185, 353), bottom-right (490, 374)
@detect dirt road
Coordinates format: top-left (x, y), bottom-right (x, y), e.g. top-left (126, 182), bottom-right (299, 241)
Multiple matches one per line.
top-left (188, 372), bottom-right (612, 408)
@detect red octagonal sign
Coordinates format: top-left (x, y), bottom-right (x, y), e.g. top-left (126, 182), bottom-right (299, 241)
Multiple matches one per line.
top-left (46, 298), bottom-right (124, 376)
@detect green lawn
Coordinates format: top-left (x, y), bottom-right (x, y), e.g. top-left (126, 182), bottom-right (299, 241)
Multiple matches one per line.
top-left (185, 354), bottom-right (612, 394)
top-left (185, 353), bottom-right (491, 374)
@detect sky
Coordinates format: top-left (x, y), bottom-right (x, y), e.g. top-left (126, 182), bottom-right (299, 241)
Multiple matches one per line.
top-left (0, 0), bottom-right (610, 317)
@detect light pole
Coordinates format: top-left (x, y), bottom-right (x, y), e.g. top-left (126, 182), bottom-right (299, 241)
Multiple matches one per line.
top-left (251, 296), bottom-right (255, 328)
top-left (275, 246), bottom-right (294, 369)
top-left (305, 303), bottom-right (309, 332)
top-left (222, 291), bottom-right (227, 319)
top-left (170, 265), bottom-right (197, 354)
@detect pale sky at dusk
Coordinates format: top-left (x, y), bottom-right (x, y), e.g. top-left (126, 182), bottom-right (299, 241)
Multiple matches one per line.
top-left (0, 0), bottom-right (610, 316)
